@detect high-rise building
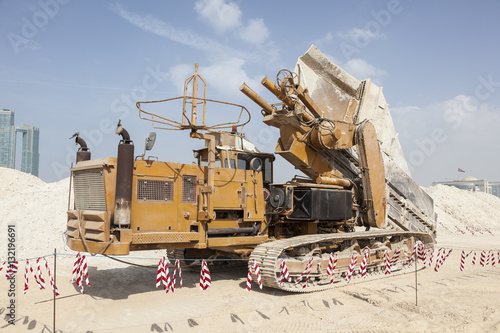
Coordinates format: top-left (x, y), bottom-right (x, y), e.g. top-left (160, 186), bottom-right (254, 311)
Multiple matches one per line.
top-left (0, 109), bottom-right (16, 169)
top-left (0, 109), bottom-right (40, 177)
top-left (17, 124), bottom-right (40, 177)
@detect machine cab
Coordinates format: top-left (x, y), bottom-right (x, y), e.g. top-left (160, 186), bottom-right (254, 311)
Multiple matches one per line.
top-left (193, 132), bottom-right (274, 188)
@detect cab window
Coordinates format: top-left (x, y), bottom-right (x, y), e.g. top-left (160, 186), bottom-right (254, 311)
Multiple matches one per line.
top-left (225, 158), bottom-right (236, 169)
top-left (237, 153), bottom-right (273, 185)
top-left (200, 159), bottom-right (222, 167)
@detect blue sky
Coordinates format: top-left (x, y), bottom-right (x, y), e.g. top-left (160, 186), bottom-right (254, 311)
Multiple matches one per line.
top-left (1, 0), bottom-right (500, 186)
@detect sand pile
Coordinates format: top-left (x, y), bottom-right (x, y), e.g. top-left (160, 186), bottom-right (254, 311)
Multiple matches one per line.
top-left (0, 167), bottom-right (70, 260)
top-left (425, 184), bottom-right (500, 236)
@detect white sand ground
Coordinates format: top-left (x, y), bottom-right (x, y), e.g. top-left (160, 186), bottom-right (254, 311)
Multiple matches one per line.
top-left (1, 168), bottom-right (500, 332)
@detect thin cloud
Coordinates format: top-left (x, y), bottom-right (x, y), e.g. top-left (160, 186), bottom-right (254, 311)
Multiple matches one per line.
top-left (391, 106), bottom-right (421, 115)
top-left (110, 3), bottom-right (242, 58)
top-left (308, 47), bottom-right (387, 84)
top-left (312, 32), bottom-right (334, 49)
top-left (169, 64), bottom-right (195, 95)
top-left (240, 18), bottom-right (269, 46)
top-left (392, 94), bottom-right (500, 150)
top-left (0, 78), bottom-right (142, 92)
top-left (392, 95), bottom-right (500, 185)
top-left (110, 3), bottom-right (281, 66)
top-left (343, 58), bottom-right (388, 84)
top-left (338, 27), bottom-right (386, 42)
top-left (169, 59), bottom-right (263, 100)
top-left (194, 0), bottom-right (242, 34)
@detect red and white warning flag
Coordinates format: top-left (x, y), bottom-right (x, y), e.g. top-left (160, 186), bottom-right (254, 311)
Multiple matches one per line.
top-left (460, 251), bottom-right (473, 271)
top-left (246, 259), bottom-right (263, 291)
top-left (82, 255), bottom-right (90, 286)
top-left (409, 242), bottom-right (427, 266)
top-left (0, 261), bottom-right (5, 274)
top-left (326, 253), bottom-right (338, 284)
top-left (28, 258), bottom-right (44, 290)
top-left (493, 252), bottom-right (497, 267)
top-left (178, 259), bottom-right (183, 288)
top-left (295, 257), bottom-right (314, 289)
top-left (23, 259), bottom-right (30, 294)
top-left (279, 259), bottom-right (291, 288)
top-left (435, 249), bottom-right (452, 272)
top-left (200, 259), bottom-right (211, 290)
top-left (384, 250), bottom-right (391, 275)
top-left (78, 255), bottom-right (90, 294)
top-left (162, 257), bottom-right (171, 293)
top-left (427, 248), bottom-right (434, 267)
top-left (36, 258), bottom-right (45, 289)
top-left (408, 243), bottom-right (418, 266)
top-left (460, 250), bottom-right (466, 271)
top-left (254, 260), bottom-right (262, 289)
top-left (359, 251), bottom-right (369, 278)
top-left (418, 243), bottom-right (426, 262)
top-left (434, 248), bottom-right (444, 272)
top-left (245, 265), bottom-right (253, 292)
top-left (72, 254), bottom-right (90, 294)
top-left (346, 252), bottom-right (358, 283)
top-left (156, 257), bottom-right (164, 289)
top-left (72, 252), bottom-right (81, 282)
top-left (6, 261), bottom-right (18, 278)
top-left (472, 252), bottom-right (476, 265)
top-left (171, 259), bottom-right (178, 293)
top-left (170, 259), bottom-right (182, 291)
top-left (23, 258), bottom-right (46, 293)
top-left (156, 257), bottom-right (171, 291)
top-left (439, 249), bottom-right (450, 272)
top-left (390, 248), bottom-right (401, 267)
top-left (43, 258), bottom-right (59, 296)
top-left (480, 251), bottom-right (486, 267)
top-left (486, 251), bottom-right (491, 266)
top-left (23, 258), bottom-right (45, 293)
top-left (301, 261), bottom-right (313, 289)
top-left (443, 249), bottom-right (453, 263)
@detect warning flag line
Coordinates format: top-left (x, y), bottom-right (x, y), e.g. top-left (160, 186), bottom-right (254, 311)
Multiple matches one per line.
top-left (4, 245), bottom-right (500, 295)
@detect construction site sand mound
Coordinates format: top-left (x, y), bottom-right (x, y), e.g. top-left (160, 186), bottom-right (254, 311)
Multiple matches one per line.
top-left (425, 184), bottom-right (500, 236)
top-left (0, 167), bottom-right (70, 260)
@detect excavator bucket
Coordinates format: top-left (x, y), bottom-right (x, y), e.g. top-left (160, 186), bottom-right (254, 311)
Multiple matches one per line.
top-left (295, 45), bottom-right (436, 239)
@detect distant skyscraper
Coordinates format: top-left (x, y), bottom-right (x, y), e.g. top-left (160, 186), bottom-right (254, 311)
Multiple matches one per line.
top-left (17, 124), bottom-right (40, 177)
top-left (0, 109), bottom-right (16, 169)
top-left (0, 109), bottom-right (40, 177)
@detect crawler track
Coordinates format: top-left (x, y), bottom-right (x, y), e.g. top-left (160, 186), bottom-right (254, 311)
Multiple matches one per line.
top-left (249, 230), bottom-right (433, 293)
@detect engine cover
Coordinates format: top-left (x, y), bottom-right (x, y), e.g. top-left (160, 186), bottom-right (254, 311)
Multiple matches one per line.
top-left (288, 187), bottom-right (352, 221)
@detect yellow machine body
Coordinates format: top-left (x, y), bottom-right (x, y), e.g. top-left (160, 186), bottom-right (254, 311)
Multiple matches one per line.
top-left (67, 144), bottom-right (271, 255)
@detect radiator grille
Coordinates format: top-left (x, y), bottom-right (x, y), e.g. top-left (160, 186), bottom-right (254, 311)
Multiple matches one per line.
top-left (137, 179), bottom-right (174, 201)
top-left (74, 169), bottom-right (106, 211)
top-left (182, 175), bottom-right (197, 203)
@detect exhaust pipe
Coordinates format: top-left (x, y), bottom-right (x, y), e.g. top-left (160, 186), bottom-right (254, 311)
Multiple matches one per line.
top-left (114, 120), bottom-right (134, 228)
top-left (70, 132), bottom-right (91, 162)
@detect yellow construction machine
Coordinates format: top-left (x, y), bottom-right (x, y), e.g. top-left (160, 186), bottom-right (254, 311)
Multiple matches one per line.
top-left (66, 46), bottom-right (436, 291)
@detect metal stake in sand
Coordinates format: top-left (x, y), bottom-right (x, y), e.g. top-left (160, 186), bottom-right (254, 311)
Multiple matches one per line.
top-left (53, 248), bottom-right (56, 333)
top-left (414, 247), bottom-right (418, 306)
